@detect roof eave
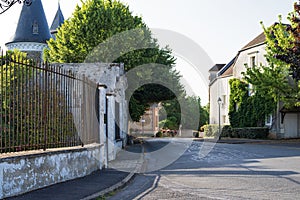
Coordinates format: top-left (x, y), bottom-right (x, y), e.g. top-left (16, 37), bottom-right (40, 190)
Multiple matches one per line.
top-left (239, 42), bottom-right (266, 52)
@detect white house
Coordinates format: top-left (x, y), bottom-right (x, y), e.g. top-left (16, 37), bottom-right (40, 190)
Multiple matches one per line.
top-left (209, 31), bottom-right (300, 139)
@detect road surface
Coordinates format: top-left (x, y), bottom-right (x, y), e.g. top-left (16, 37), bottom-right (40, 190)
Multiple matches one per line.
top-left (109, 138), bottom-right (300, 200)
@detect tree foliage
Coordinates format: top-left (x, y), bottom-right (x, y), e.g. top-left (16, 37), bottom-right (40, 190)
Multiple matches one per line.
top-left (243, 2), bottom-right (300, 109)
top-left (0, 50), bottom-right (35, 113)
top-left (160, 96), bottom-right (209, 130)
top-left (273, 3), bottom-right (300, 81)
top-left (46, 0), bottom-right (184, 121)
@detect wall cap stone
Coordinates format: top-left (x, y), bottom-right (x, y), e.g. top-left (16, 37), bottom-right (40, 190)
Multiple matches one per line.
top-left (0, 143), bottom-right (103, 162)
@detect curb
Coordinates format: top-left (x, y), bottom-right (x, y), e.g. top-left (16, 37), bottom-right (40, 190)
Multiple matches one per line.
top-left (193, 138), bottom-right (300, 145)
top-left (193, 138), bottom-right (271, 144)
top-left (81, 145), bottom-right (145, 200)
top-left (80, 171), bottom-right (136, 200)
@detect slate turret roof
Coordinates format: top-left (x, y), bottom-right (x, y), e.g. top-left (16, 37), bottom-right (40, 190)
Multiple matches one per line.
top-left (50, 3), bottom-right (65, 36)
top-left (6, 0), bottom-right (51, 45)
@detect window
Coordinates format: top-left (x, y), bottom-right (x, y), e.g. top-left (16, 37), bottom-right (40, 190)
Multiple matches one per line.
top-left (265, 114), bottom-right (272, 126)
top-left (250, 56), bottom-right (256, 67)
top-left (223, 115), bottom-right (226, 124)
top-left (248, 83), bottom-right (254, 96)
top-left (222, 95), bottom-right (226, 105)
top-left (32, 20), bottom-right (39, 34)
top-left (235, 103), bottom-right (239, 111)
top-left (222, 95), bottom-right (226, 108)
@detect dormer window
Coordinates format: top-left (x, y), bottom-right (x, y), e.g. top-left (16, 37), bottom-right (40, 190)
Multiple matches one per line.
top-left (32, 20), bottom-right (39, 34)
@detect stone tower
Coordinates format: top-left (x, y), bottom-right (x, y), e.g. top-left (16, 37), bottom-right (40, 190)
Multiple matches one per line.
top-left (50, 3), bottom-right (65, 39)
top-left (5, 0), bottom-right (51, 60)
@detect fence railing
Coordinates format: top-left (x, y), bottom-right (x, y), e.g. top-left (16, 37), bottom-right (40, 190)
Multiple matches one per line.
top-left (0, 51), bottom-right (99, 153)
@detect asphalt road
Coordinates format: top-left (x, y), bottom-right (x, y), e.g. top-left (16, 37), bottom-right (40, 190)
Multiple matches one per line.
top-left (108, 138), bottom-right (300, 200)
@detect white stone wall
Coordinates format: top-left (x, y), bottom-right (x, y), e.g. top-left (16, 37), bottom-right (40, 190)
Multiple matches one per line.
top-left (0, 144), bottom-right (102, 199)
top-left (233, 45), bottom-right (267, 78)
top-left (107, 94), bottom-right (116, 161)
top-left (209, 76), bottom-right (232, 125)
top-left (63, 63), bottom-right (128, 161)
top-left (98, 86), bottom-right (108, 168)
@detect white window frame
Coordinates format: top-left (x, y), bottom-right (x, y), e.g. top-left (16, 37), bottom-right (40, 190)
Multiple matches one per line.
top-left (250, 56), bottom-right (256, 68)
top-left (248, 83), bottom-right (254, 96)
top-left (222, 95), bottom-right (226, 108)
top-left (265, 114), bottom-right (273, 126)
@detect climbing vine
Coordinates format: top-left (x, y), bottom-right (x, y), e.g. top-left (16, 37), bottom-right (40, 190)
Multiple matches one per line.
top-left (229, 78), bottom-right (276, 128)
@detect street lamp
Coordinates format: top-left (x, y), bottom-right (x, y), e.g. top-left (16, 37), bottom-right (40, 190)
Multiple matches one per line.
top-left (217, 97), bottom-right (222, 140)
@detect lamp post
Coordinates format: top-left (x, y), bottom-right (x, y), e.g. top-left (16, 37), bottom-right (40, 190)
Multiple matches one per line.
top-left (217, 97), bottom-right (222, 140)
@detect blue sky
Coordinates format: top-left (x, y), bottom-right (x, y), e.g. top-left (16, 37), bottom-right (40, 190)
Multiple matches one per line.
top-left (0, 0), bottom-right (297, 104)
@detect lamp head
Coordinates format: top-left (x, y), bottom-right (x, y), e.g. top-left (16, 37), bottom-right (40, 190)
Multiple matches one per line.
top-left (217, 97), bottom-right (222, 105)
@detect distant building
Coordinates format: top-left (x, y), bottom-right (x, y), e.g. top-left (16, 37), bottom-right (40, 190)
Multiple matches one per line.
top-left (209, 60), bottom-right (234, 125)
top-left (130, 103), bottom-right (160, 136)
top-left (209, 31), bottom-right (300, 138)
top-left (5, 0), bottom-right (63, 60)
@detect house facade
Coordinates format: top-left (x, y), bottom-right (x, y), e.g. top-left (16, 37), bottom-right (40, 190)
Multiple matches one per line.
top-left (209, 32), bottom-right (300, 138)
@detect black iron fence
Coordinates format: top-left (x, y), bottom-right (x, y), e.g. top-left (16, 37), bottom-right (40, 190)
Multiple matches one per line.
top-left (0, 51), bottom-right (99, 153)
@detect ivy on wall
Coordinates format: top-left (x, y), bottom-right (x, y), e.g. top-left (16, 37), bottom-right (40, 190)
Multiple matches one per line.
top-left (228, 78), bottom-right (276, 128)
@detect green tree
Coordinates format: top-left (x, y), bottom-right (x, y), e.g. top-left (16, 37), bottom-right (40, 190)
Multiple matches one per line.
top-left (243, 2), bottom-right (300, 109)
top-left (271, 3), bottom-right (300, 81)
top-left (160, 96), bottom-right (208, 130)
top-left (0, 50), bottom-right (32, 110)
top-left (46, 0), bottom-right (184, 121)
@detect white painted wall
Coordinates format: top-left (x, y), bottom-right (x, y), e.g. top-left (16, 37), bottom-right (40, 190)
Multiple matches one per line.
top-left (233, 45), bottom-right (267, 78)
top-left (209, 76), bottom-right (232, 125)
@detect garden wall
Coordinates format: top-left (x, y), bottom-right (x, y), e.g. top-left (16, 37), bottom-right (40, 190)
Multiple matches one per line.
top-left (0, 144), bottom-right (104, 199)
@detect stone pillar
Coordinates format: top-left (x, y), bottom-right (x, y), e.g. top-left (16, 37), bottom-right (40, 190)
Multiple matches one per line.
top-left (119, 99), bottom-right (128, 148)
top-left (106, 93), bottom-right (116, 161)
top-left (98, 84), bottom-right (107, 169)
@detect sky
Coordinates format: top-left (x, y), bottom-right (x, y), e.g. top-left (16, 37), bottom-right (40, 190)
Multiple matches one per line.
top-left (0, 0), bottom-right (297, 104)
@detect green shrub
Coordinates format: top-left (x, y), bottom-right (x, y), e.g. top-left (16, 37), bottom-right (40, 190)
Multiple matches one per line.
top-left (221, 125), bottom-right (233, 137)
top-left (204, 125), bottom-right (269, 139)
top-left (203, 124), bottom-right (223, 138)
top-left (155, 131), bottom-right (163, 137)
top-left (232, 127), bottom-right (269, 139)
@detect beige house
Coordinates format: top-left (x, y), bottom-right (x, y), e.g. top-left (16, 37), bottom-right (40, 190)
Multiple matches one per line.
top-left (130, 103), bottom-right (160, 136)
top-left (209, 32), bottom-right (300, 138)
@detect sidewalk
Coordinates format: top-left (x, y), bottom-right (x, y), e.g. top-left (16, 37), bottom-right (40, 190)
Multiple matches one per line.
top-left (8, 144), bottom-right (144, 200)
top-left (194, 137), bottom-right (300, 145)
